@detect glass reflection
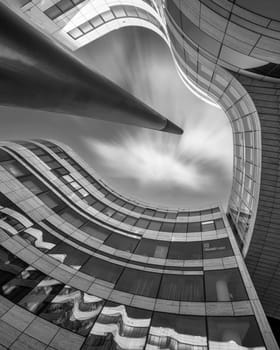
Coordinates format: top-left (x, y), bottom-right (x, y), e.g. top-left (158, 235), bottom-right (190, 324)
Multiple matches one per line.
top-left (1, 266), bottom-right (45, 303)
top-left (208, 316), bottom-right (265, 350)
top-left (40, 285), bottom-right (103, 336)
top-left (147, 312), bottom-right (207, 350)
top-left (82, 302), bottom-right (151, 350)
top-left (19, 276), bottom-right (64, 314)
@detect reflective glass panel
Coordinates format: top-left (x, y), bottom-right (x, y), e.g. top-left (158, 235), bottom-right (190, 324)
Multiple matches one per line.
top-left (147, 312), bottom-right (207, 350)
top-left (208, 316), bottom-right (265, 350)
top-left (205, 269), bottom-right (248, 302)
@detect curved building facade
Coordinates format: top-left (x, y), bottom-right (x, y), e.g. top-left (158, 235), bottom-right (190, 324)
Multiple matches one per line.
top-left (0, 139), bottom-right (277, 349)
top-left (1, 0), bottom-right (280, 346)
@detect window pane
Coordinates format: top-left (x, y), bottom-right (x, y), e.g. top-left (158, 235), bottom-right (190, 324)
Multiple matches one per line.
top-left (143, 209), bottom-right (155, 217)
top-left (188, 222), bottom-right (201, 232)
top-left (203, 238), bottom-right (233, 259)
top-left (160, 222), bottom-right (175, 232)
top-left (168, 242), bottom-right (202, 260)
top-left (201, 220), bottom-right (215, 231)
top-left (159, 274), bottom-right (204, 301)
top-left (38, 192), bottom-right (62, 209)
top-left (215, 218), bottom-right (225, 230)
top-left (45, 6), bottom-right (62, 20)
top-left (60, 208), bottom-right (85, 228)
top-left (84, 301), bottom-right (151, 349)
top-left (105, 233), bottom-right (138, 253)
top-left (123, 216), bottom-right (137, 226)
top-left (21, 176), bottom-right (48, 194)
top-left (136, 218), bottom-right (150, 229)
top-left (40, 285), bottom-right (103, 336)
top-left (147, 312), bottom-right (207, 349)
top-left (116, 269), bottom-right (161, 297)
top-left (2, 160), bottom-right (29, 177)
top-left (148, 221), bottom-right (162, 231)
top-left (80, 222), bottom-right (110, 241)
top-left (80, 256), bottom-right (123, 283)
top-left (174, 222), bottom-right (188, 233)
top-left (134, 239), bottom-right (169, 259)
top-left (208, 316), bottom-right (264, 349)
top-left (165, 212), bottom-right (177, 219)
top-left (154, 211), bottom-right (166, 218)
top-left (19, 276), bottom-right (64, 314)
top-left (49, 242), bottom-right (89, 268)
top-left (1, 267), bottom-right (45, 303)
top-left (205, 269), bottom-right (248, 302)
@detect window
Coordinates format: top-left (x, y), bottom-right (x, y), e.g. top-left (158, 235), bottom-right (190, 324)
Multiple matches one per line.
top-left (160, 222), bottom-right (175, 232)
top-left (177, 211), bottom-right (189, 218)
top-left (90, 16), bottom-right (104, 28)
top-left (205, 269), bottom-right (248, 302)
top-left (148, 221), bottom-right (162, 231)
top-left (123, 216), bottom-right (137, 226)
top-left (174, 222), bottom-right (188, 233)
top-left (60, 208), bottom-right (85, 228)
top-left (112, 212), bottom-right (126, 222)
top-left (189, 210), bottom-right (201, 217)
top-left (112, 198), bottom-right (125, 207)
top-left (136, 218), bottom-right (150, 229)
top-left (105, 233), bottom-right (138, 253)
top-left (49, 242), bottom-right (89, 268)
top-left (44, 5), bottom-right (62, 20)
top-left (134, 206), bottom-right (145, 214)
top-left (102, 207), bottom-right (115, 217)
top-left (143, 209), bottom-right (156, 217)
top-left (208, 316), bottom-right (265, 349)
top-left (2, 160), bottom-right (29, 178)
top-left (123, 203), bottom-right (135, 211)
top-left (147, 313), bottom-right (207, 349)
top-left (83, 302), bottom-right (151, 348)
top-left (38, 192), bottom-right (62, 210)
top-left (0, 247), bottom-right (28, 286)
top-left (215, 218), bottom-right (225, 230)
top-left (203, 238), bottom-right (233, 259)
top-left (18, 276), bottom-right (63, 314)
top-left (80, 222), bottom-right (110, 241)
top-left (165, 212), bottom-right (177, 219)
top-left (168, 241), bottom-right (202, 260)
top-left (134, 239), bottom-right (169, 259)
top-left (84, 195), bottom-right (96, 206)
top-left (80, 256), bottom-right (123, 283)
top-left (91, 201), bottom-right (106, 212)
top-left (201, 220), bottom-right (215, 231)
top-left (0, 149), bottom-right (12, 162)
top-left (101, 10), bottom-right (115, 22)
top-left (187, 222), bottom-right (201, 232)
top-left (159, 274), bottom-right (204, 301)
top-left (1, 267), bottom-right (45, 303)
top-left (116, 269), bottom-right (161, 298)
top-left (40, 285), bottom-right (103, 336)
top-left (21, 176), bottom-right (48, 195)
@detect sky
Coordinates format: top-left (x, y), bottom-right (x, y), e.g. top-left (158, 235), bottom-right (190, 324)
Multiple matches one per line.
top-left (0, 26), bottom-right (233, 209)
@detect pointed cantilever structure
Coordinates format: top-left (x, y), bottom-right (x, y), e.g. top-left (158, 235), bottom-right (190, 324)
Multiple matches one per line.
top-left (0, 4), bottom-right (183, 135)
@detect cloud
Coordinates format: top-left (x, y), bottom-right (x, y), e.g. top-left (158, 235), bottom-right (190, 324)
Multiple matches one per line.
top-left (78, 28), bottom-right (233, 207)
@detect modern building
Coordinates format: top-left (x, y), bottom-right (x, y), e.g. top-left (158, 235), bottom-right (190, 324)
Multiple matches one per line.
top-left (0, 139), bottom-right (277, 349)
top-left (1, 0), bottom-right (280, 348)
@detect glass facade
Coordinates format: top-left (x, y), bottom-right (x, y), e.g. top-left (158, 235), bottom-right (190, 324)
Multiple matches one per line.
top-left (0, 139), bottom-right (275, 350)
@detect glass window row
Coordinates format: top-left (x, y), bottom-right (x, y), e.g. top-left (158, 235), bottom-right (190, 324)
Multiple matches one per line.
top-left (20, 140), bottom-right (220, 218)
top-left (0, 150), bottom-right (225, 235)
top-left (0, 246), bottom-right (265, 349)
top-left (68, 5), bottom-right (164, 40)
top-left (0, 236), bottom-right (244, 302)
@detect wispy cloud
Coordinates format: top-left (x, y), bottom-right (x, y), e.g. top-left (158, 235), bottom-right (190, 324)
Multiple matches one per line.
top-left (78, 28), bottom-right (233, 207)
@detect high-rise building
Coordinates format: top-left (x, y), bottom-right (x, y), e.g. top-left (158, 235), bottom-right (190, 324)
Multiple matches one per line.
top-left (0, 139), bottom-right (277, 349)
top-left (1, 0), bottom-right (280, 348)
